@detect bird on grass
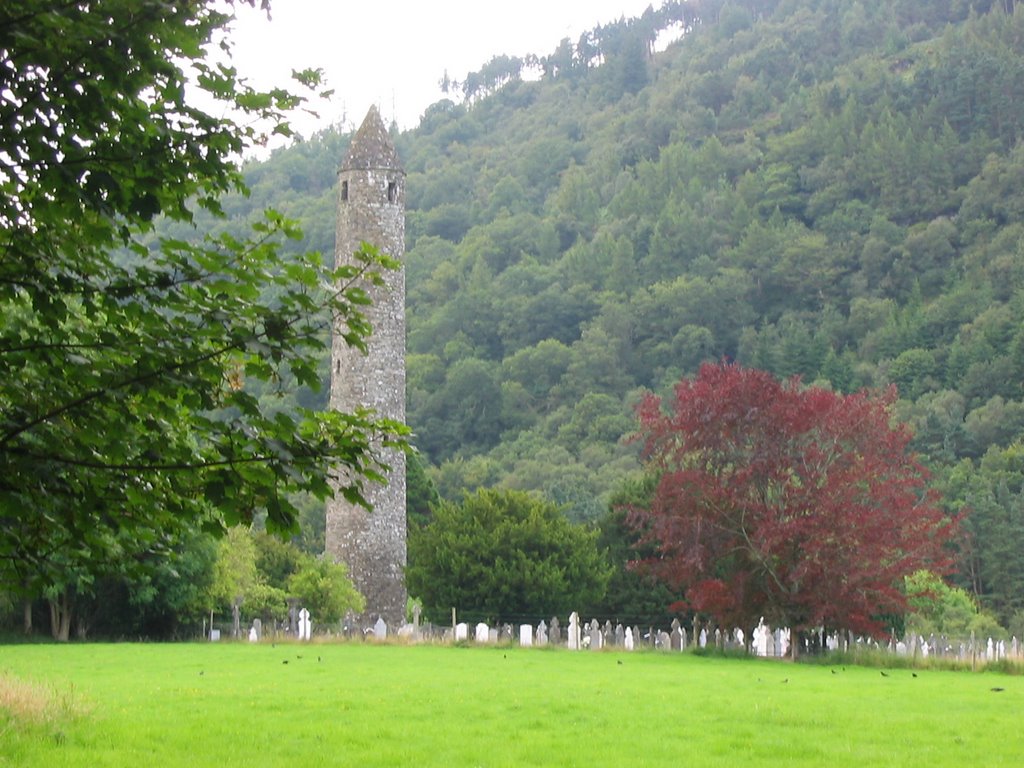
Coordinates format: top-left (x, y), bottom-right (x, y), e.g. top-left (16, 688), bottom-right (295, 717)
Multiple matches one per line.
top-left (880, 671), bottom-right (889, 677)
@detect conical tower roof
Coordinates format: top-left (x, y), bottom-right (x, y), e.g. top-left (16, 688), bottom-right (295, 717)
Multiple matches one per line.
top-left (341, 106), bottom-right (402, 172)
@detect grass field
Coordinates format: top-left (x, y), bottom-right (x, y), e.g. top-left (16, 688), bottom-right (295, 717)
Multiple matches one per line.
top-left (1, 641), bottom-right (1021, 766)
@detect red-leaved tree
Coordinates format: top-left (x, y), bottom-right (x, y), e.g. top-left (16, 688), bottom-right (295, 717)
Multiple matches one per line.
top-left (631, 363), bottom-right (957, 652)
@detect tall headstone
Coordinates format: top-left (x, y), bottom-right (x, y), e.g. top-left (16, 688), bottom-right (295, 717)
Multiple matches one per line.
top-left (325, 106), bottom-right (407, 630)
top-left (568, 612), bottom-right (581, 650)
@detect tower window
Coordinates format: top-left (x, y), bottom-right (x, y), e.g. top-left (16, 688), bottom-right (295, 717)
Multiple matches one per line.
top-left (387, 181), bottom-right (397, 203)
top-left (340, 181), bottom-right (349, 202)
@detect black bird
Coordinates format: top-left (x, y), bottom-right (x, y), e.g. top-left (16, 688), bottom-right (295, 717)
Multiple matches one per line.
top-left (617, 660), bottom-right (623, 665)
top-left (880, 671), bottom-right (889, 677)
top-left (912, 672), bottom-right (918, 678)
top-left (831, 669), bottom-right (837, 674)
top-left (991, 687), bottom-right (1005, 692)
top-left (282, 660), bottom-right (289, 665)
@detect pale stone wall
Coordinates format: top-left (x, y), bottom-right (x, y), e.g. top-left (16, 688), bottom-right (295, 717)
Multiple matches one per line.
top-left (325, 107), bottom-right (407, 629)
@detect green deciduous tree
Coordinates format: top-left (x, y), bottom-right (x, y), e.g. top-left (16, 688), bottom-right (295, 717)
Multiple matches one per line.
top-left (0, 0), bottom-right (406, 635)
top-left (287, 556), bottom-right (364, 625)
top-left (406, 488), bottom-right (610, 623)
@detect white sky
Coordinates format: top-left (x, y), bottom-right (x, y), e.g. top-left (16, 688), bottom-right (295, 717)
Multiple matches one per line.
top-left (228, 1), bottom-right (661, 136)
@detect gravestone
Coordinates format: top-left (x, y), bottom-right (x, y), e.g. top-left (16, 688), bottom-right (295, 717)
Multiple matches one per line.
top-left (657, 630), bottom-right (671, 649)
top-left (567, 612), bottom-right (581, 650)
top-left (488, 628), bottom-right (499, 643)
top-left (589, 619), bottom-right (602, 651)
top-left (413, 604), bottom-right (422, 641)
top-left (299, 608), bottom-right (311, 640)
top-left (500, 624), bottom-right (513, 643)
top-left (209, 628), bottom-right (221, 642)
top-left (603, 620), bottom-right (613, 648)
top-left (550, 616), bottom-right (561, 645)
top-left (670, 620), bottom-right (683, 652)
top-left (615, 624), bottom-right (625, 647)
top-left (699, 628), bottom-right (707, 648)
top-left (249, 626), bottom-right (258, 643)
top-left (519, 624), bottom-right (533, 647)
top-left (475, 622), bottom-right (489, 644)
top-left (766, 630), bottom-right (776, 658)
top-left (624, 626), bottom-right (634, 651)
top-left (232, 596), bottom-right (242, 639)
top-left (455, 622), bottom-right (468, 641)
top-left (536, 620), bottom-right (548, 646)
top-left (298, 608), bottom-right (312, 641)
top-left (373, 616), bottom-right (387, 640)
top-left (753, 618), bottom-right (767, 657)
top-left (252, 618), bottom-right (262, 641)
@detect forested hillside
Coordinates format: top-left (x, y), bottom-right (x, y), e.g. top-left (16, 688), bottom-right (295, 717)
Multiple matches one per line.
top-left (209, 0), bottom-right (1024, 627)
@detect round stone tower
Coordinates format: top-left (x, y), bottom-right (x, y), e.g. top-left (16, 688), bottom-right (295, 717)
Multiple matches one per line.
top-left (325, 106), bottom-right (406, 630)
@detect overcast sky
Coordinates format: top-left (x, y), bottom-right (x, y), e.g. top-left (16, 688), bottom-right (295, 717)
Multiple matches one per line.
top-left (228, 1), bottom-right (661, 136)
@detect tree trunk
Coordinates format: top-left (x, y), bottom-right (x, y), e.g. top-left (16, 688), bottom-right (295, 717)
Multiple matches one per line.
top-left (48, 592), bottom-right (72, 642)
top-left (22, 597), bottom-right (33, 635)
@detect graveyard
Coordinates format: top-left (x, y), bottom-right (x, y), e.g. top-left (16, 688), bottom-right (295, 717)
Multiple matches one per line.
top-left (1, 640), bottom-right (1021, 766)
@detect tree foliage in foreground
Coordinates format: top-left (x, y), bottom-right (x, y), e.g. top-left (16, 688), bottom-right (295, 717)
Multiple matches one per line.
top-left (406, 489), bottom-right (610, 624)
top-left (631, 363), bottom-right (957, 644)
top-left (0, 0), bottom-right (406, 638)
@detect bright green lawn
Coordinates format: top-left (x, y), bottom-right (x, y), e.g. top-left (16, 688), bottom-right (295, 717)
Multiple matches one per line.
top-left (1, 642), bottom-right (1021, 767)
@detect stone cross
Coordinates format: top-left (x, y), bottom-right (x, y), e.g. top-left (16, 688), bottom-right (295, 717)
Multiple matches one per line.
top-left (298, 608), bottom-right (312, 641)
top-left (550, 616), bottom-right (561, 645)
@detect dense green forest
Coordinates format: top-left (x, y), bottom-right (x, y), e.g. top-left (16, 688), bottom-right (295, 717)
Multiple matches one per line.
top-left (54, 0), bottom-right (1024, 634)
top-left (215, 0), bottom-right (1024, 628)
